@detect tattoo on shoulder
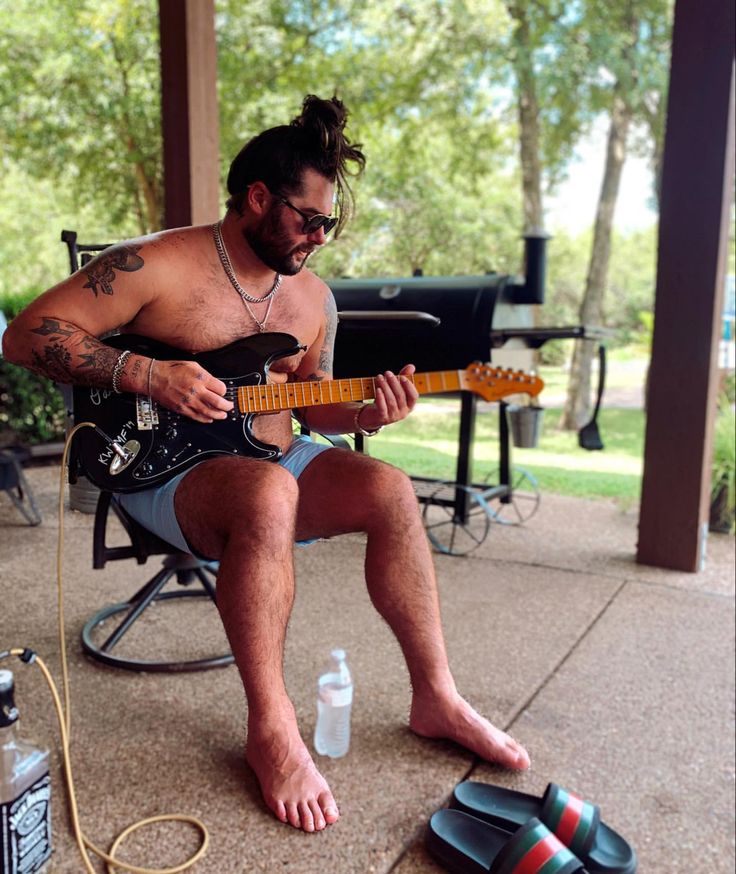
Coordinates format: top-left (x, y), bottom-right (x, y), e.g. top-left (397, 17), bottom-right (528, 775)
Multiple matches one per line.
top-left (82, 244), bottom-right (144, 297)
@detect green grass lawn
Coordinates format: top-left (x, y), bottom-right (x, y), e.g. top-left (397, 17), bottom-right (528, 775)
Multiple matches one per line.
top-left (312, 348), bottom-right (649, 505)
top-left (365, 404), bottom-right (645, 504)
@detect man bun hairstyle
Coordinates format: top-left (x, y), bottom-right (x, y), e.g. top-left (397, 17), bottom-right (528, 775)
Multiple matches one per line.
top-left (226, 94), bottom-right (366, 237)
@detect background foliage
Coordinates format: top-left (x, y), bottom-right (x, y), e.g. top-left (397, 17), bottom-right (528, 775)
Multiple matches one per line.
top-left (0, 0), bottom-right (678, 445)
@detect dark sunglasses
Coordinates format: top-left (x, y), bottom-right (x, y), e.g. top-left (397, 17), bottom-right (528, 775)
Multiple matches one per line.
top-left (278, 196), bottom-right (338, 235)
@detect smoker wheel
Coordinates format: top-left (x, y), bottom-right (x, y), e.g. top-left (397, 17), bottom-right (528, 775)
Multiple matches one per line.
top-left (483, 466), bottom-right (541, 526)
top-left (421, 482), bottom-right (492, 556)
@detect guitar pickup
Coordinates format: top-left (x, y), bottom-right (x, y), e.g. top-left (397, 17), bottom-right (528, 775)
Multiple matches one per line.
top-left (136, 394), bottom-right (160, 430)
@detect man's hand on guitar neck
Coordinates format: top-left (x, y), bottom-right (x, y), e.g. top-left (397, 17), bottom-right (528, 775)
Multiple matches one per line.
top-left (122, 354), bottom-right (234, 424)
top-left (296, 365), bottom-right (418, 437)
top-left (360, 364), bottom-right (419, 431)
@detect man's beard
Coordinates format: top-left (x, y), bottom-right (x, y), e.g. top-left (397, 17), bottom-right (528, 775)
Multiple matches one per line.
top-left (243, 207), bottom-right (315, 276)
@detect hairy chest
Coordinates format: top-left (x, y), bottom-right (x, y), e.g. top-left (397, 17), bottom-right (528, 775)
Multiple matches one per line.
top-left (127, 273), bottom-right (320, 376)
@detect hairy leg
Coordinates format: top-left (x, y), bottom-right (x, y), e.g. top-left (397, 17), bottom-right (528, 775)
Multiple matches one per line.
top-left (295, 449), bottom-right (530, 770)
top-left (174, 457), bottom-right (339, 831)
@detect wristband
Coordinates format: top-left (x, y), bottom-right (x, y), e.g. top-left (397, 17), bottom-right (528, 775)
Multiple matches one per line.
top-left (111, 350), bottom-right (132, 394)
top-left (147, 358), bottom-right (156, 398)
top-left (353, 405), bottom-right (382, 437)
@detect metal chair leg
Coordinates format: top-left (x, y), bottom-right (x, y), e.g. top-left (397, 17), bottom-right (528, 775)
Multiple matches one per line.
top-left (81, 558), bottom-right (233, 673)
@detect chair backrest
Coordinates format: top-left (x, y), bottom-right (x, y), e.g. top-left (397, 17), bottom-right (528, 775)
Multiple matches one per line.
top-left (61, 230), bottom-right (111, 273)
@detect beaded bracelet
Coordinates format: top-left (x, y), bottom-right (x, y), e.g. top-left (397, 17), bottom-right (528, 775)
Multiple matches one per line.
top-left (111, 350), bottom-right (132, 394)
top-left (353, 405), bottom-right (382, 437)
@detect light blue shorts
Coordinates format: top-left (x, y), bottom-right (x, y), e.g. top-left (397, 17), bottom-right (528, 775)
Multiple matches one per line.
top-left (118, 435), bottom-right (332, 557)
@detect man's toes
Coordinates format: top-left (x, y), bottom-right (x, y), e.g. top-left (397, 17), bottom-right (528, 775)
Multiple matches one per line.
top-left (504, 737), bottom-right (530, 769)
top-left (319, 793), bottom-right (340, 824)
top-left (309, 799), bottom-right (326, 830)
top-left (298, 801), bottom-right (315, 832)
top-left (274, 800), bottom-right (288, 823)
top-left (285, 801), bottom-right (301, 829)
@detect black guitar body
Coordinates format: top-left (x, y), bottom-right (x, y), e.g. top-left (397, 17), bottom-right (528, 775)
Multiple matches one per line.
top-left (71, 332), bottom-right (304, 493)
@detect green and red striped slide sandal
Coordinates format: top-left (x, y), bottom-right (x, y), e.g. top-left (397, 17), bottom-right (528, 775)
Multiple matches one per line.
top-left (426, 811), bottom-right (586, 874)
top-left (450, 782), bottom-right (636, 874)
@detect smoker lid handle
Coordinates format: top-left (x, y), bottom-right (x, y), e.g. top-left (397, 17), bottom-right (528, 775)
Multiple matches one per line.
top-left (490, 324), bottom-right (613, 348)
top-left (337, 311), bottom-right (441, 326)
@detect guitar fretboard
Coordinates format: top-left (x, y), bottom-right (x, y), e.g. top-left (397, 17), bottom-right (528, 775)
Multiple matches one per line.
top-left (236, 371), bottom-right (462, 413)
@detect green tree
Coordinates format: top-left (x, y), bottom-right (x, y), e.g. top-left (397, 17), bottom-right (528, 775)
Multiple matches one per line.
top-left (561, 0), bottom-right (672, 429)
top-left (214, 0), bottom-right (524, 277)
top-left (504, 0), bottom-right (592, 232)
top-left (0, 0), bottom-right (162, 235)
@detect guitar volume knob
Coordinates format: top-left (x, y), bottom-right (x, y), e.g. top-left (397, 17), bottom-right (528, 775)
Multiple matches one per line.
top-left (165, 426), bottom-right (178, 441)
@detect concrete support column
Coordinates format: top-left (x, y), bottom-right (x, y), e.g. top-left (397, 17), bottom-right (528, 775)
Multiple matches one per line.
top-left (637, 0), bottom-right (735, 571)
top-left (159, 0), bottom-right (220, 229)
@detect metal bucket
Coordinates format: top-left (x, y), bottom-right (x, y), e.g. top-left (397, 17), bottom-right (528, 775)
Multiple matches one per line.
top-left (507, 405), bottom-right (544, 449)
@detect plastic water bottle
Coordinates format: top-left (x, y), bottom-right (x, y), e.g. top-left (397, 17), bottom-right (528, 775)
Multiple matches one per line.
top-left (314, 649), bottom-right (353, 758)
top-left (0, 670), bottom-right (52, 874)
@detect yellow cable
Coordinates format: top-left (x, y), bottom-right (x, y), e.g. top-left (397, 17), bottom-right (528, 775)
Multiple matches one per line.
top-left (2, 422), bottom-right (209, 873)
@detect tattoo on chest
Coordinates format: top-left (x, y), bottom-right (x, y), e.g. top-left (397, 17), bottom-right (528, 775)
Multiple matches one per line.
top-left (82, 244), bottom-right (144, 297)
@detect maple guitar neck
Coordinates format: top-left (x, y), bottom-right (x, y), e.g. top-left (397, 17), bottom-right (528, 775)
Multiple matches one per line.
top-left (236, 366), bottom-right (542, 414)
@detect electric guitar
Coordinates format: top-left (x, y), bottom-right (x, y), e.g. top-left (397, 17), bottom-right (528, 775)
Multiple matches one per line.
top-left (71, 333), bottom-right (544, 493)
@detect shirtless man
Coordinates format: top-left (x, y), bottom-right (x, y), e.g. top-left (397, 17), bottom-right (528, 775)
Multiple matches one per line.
top-left (2, 95), bottom-right (529, 832)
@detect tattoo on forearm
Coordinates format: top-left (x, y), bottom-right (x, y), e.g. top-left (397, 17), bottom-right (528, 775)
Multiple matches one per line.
top-left (30, 318), bottom-right (77, 338)
top-left (30, 344), bottom-right (73, 383)
top-left (27, 318), bottom-right (120, 386)
top-left (129, 357), bottom-right (143, 384)
top-left (82, 244), bottom-right (144, 297)
top-left (77, 347), bottom-right (120, 375)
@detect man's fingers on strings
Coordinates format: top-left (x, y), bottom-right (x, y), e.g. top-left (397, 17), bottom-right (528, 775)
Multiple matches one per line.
top-left (381, 370), bottom-right (413, 417)
top-left (207, 373), bottom-right (232, 402)
top-left (202, 387), bottom-right (233, 415)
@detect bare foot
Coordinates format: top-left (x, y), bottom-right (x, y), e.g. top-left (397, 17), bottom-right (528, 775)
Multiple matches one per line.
top-left (246, 722), bottom-right (339, 832)
top-left (409, 691), bottom-right (530, 770)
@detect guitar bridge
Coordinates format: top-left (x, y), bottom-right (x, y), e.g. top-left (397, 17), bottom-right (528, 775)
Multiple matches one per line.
top-left (136, 394), bottom-right (160, 430)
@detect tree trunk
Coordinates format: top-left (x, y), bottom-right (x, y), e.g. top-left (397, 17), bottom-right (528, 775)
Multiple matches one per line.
top-left (507, 0), bottom-right (544, 233)
top-left (561, 91), bottom-right (633, 429)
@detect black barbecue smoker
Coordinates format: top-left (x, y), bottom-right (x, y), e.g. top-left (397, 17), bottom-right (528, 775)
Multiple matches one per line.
top-left (329, 233), bottom-right (608, 555)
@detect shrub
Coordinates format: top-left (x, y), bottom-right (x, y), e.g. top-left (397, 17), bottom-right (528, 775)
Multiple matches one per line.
top-left (1, 290), bottom-right (67, 446)
top-left (0, 360), bottom-right (67, 446)
top-left (710, 393), bottom-right (736, 534)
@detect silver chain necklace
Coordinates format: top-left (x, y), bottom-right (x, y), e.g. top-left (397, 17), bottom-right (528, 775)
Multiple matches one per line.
top-left (212, 221), bottom-right (282, 332)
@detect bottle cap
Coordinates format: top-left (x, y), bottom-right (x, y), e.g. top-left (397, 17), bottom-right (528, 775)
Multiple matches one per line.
top-left (330, 648), bottom-right (346, 662)
top-left (0, 670), bottom-right (19, 727)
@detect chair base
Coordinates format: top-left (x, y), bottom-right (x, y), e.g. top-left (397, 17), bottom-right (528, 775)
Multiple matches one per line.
top-left (81, 555), bottom-right (234, 673)
top-left (1, 447), bottom-right (42, 526)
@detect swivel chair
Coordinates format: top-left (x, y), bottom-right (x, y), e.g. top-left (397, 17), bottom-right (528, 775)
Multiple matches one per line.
top-left (62, 230), bottom-right (233, 673)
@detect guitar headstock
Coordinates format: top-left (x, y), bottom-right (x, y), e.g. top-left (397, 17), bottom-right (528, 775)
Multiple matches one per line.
top-left (459, 361), bottom-right (544, 402)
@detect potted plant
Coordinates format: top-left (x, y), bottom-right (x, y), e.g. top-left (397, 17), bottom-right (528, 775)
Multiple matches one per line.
top-left (709, 392), bottom-right (735, 534)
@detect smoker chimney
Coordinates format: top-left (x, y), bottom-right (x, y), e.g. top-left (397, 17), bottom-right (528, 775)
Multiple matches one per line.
top-left (513, 230), bottom-right (551, 305)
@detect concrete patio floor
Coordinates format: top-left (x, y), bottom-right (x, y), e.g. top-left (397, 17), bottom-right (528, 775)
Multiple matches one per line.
top-left (1, 463), bottom-right (734, 873)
